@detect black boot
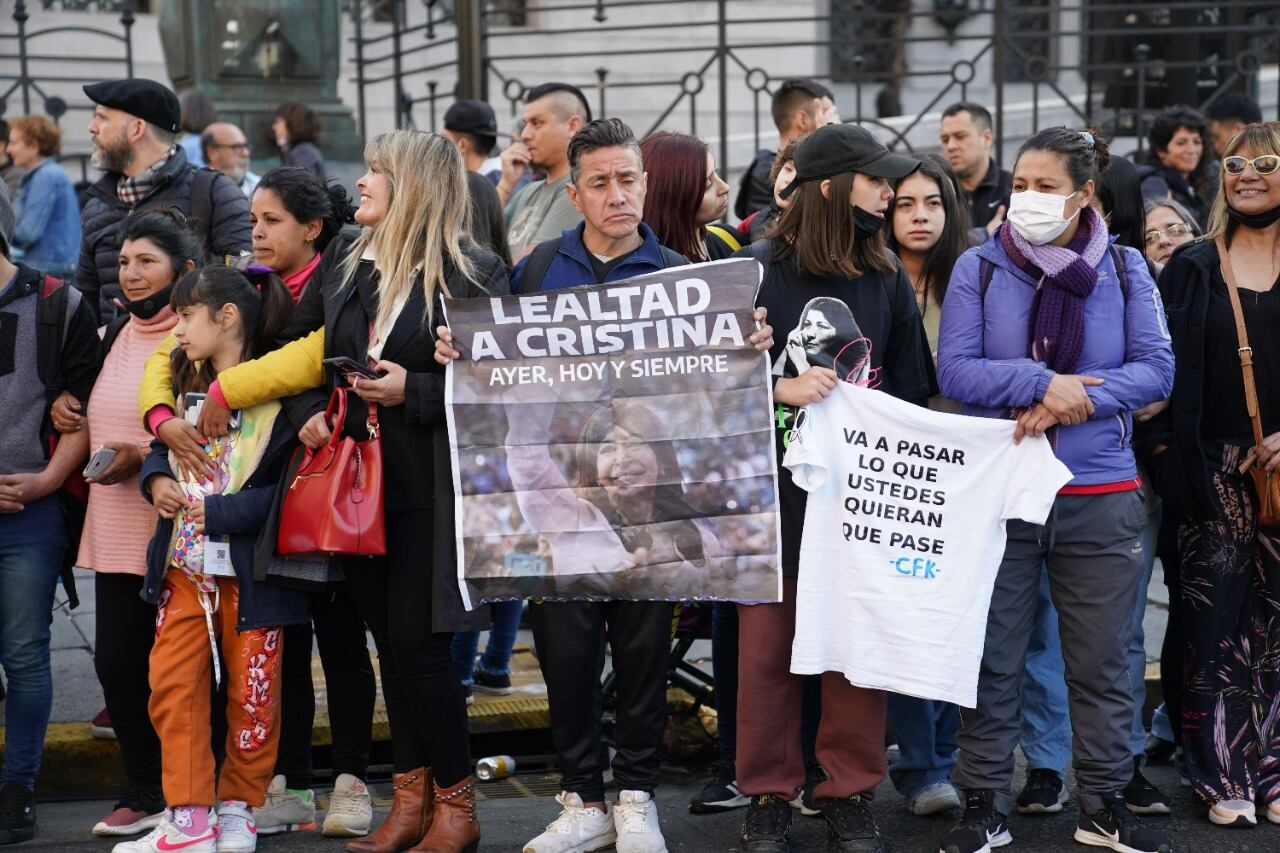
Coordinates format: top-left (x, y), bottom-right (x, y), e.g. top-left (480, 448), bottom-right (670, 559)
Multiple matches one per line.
top-left (740, 794), bottom-right (792, 852)
top-left (0, 782), bottom-right (36, 845)
top-left (822, 795), bottom-right (886, 853)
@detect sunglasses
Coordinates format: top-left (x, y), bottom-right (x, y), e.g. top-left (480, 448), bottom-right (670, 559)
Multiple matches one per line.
top-left (1222, 154), bottom-right (1280, 176)
top-left (1144, 223), bottom-right (1195, 246)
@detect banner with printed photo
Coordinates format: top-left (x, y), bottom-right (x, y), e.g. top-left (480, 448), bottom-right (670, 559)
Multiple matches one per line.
top-left (443, 258), bottom-right (782, 608)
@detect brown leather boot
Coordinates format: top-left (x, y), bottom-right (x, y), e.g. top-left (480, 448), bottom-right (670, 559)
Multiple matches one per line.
top-left (345, 768), bottom-right (433, 853)
top-left (407, 775), bottom-right (480, 853)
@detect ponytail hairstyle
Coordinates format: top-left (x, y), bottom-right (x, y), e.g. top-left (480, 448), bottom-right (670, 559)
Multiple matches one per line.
top-left (168, 265), bottom-right (294, 397)
top-left (254, 166), bottom-right (356, 254)
top-left (118, 207), bottom-right (203, 279)
top-left (1015, 125), bottom-right (1112, 192)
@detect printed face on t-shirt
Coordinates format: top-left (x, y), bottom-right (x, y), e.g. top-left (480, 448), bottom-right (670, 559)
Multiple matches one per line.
top-left (780, 297), bottom-right (874, 386)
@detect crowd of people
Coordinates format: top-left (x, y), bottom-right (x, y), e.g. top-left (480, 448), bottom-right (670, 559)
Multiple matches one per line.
top-left (0, 69), bottom-right (1275, 853)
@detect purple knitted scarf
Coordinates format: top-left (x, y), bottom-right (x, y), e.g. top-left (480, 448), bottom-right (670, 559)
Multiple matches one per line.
top-left (999, 207), bottom-right (1110, 374)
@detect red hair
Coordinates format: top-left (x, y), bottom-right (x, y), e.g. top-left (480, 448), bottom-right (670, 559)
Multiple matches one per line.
top-left (640, 131), bottom-right (709, 261)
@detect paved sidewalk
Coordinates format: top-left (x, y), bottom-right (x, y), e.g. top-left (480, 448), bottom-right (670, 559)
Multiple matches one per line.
top-left (9, 761), bottom-right (1276, 852)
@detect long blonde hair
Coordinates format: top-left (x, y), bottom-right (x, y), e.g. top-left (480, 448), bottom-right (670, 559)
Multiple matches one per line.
top-left (340, 130), bottom-right (476, 328)
top-left (1204, 120), bottom-right (1280, 246)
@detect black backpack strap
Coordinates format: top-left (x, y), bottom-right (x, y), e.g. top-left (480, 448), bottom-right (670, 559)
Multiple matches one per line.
top-left (518, 238), bottom-right (563, 295)
top-left (35, 275), bottom-right (70, 404)
top-left (658, 246), bottom-right (688, 269)
top-left (1109, 243), bottom-right (1129, 303)
top-left (979, 257), bottom-right (996, 301)
top-left (101, 313), bottom-right (130, 358)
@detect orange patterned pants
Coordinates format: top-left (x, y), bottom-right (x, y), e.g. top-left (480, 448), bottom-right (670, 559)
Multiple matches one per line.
top-left (149, 573), bottom-right (283, 807)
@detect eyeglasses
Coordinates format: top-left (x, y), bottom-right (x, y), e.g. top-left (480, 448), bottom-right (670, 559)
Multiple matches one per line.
top-left (1222, 154), bottom-right (1280, 176)
top-left (210, 143), bottom-right (252, 153)
top-left (1144, 223), bottom-right (1195, 246)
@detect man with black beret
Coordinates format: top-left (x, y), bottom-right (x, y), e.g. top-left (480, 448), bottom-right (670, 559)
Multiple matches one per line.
top-left (76, 78), bottom-right (251, 322)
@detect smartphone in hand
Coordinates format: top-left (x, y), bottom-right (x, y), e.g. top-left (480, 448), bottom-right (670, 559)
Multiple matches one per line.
top-left (83, 446), bottom-right (118, 479)
top-left (324, 356), bottom-right (381, 380)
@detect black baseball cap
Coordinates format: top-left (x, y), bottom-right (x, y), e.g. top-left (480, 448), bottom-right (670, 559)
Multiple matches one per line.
top-left (84, 78), bottom-right (181, 133)
top-left (779, 123), bottom-right (919, 199)
top-left (444, 99), bottom-right (498, 141)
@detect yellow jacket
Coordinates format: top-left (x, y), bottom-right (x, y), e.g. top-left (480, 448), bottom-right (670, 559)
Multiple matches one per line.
top-left (137, 330), bottom-right (326, 421)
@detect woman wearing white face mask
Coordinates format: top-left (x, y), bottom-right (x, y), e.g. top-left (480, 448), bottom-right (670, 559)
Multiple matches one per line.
top-left (934, 127), bottom-right (1175, 853)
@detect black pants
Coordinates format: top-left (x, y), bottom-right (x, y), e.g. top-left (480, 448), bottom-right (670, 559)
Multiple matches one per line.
top-left (275, 580), bottom-right (377, 789)
top-left (345, 510), bottom-right (470, 787)
top-left (93, 572), bottom-right (162, 801)
top-left (531, 600), bottom-right (673, 802)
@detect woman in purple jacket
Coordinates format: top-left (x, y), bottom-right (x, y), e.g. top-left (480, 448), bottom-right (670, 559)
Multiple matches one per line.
top-left (934, 128), bottom-right (1174, 853)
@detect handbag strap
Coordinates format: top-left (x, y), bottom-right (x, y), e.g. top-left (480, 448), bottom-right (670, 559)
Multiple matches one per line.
top-left (1215, 236), bottom-right (1267, 454)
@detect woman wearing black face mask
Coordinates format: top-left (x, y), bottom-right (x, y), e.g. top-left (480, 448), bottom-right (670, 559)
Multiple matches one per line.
top-left (731, 123), bottom-right (935, 853)
top-left (55, 209), bottom-right (201, 839)
top-left (1138, 120), bottom-right (1280, 828)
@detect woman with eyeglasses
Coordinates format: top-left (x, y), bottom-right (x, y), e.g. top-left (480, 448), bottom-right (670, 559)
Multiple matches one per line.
top-left (1139, 122), bottom-right (1280, 828)
top-left (1143, 198), bottom-right (1201, 276)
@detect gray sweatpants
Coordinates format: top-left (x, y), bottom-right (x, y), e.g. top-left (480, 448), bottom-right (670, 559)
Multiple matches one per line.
top-left (952, 490), bottom-right (1147, 815)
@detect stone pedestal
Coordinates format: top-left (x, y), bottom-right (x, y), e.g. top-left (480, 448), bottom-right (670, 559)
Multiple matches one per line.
top-left (160, 0), bottom-right (363, 167)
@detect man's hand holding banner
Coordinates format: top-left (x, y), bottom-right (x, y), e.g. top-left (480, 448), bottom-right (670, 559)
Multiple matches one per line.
top-left (443, 258), bottom-right (783, 608)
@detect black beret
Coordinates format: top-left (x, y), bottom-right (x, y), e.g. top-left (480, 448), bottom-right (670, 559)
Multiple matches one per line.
top-left (83, 79), bottom-right (181, 133)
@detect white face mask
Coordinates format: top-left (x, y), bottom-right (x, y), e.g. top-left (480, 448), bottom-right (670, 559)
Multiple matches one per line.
top-left (1007, 188), bottom-right (1080, 245)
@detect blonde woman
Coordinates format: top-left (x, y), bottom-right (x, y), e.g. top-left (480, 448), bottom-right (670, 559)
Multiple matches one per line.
top-left (1142, 121), bottom-right (1280, 827)
top-left (137, 130), bottom-right (508, 853)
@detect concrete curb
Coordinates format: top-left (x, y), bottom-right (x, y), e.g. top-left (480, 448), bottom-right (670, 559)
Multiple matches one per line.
top-left (3, 697), bottom-right (552, 801)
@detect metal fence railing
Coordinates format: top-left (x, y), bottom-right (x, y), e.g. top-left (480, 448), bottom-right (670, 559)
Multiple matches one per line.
top-left (345, 0), bottom-right (1279, 178)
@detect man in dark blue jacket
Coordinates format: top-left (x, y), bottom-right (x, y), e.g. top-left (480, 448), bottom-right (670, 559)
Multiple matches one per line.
top-left (513, 118), bottom-right (775, 853)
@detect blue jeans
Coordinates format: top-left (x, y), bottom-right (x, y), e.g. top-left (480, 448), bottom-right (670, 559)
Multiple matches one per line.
top-left (1126, 503), bottom-right (1161, 757)
top-left (451, 600), bottom-right (523, 685)
top-left (888, 694), bottom-right (958, 799)
top-left (0, 495), bottom-right (67, 787)
top-left (1019, 568), bottom-right (1072, 775)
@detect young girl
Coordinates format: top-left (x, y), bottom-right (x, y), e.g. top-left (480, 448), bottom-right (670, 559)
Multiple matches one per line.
top-left (116, 266), bottom-right (309, 853)
top-left (639, 131), bottom-right (739, 260)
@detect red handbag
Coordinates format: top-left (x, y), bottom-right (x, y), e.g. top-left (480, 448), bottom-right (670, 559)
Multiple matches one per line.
top-left (277, 387), bottom-right (386, 556)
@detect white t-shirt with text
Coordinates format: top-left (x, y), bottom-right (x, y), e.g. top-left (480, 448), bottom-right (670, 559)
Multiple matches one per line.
top-left (782, 383), bottom-right (1071, 707)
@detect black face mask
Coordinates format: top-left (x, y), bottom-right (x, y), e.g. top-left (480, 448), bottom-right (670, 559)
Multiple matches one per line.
top-left (1226, 203), bottom-right (1280, 229)
top-left (852, 205), bottom-right (886, 242)
top-left (123, 283), bottom-right (174, 320)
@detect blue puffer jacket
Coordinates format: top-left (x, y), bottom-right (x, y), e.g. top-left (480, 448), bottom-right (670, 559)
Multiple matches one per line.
top-left (936, 233), bottom-right (1174, 486)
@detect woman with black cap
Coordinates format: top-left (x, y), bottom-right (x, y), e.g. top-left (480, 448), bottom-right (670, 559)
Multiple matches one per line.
top-left (733, 123), bottom-right (933, 853)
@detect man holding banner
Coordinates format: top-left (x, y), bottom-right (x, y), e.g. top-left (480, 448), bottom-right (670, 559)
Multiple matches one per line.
top-left (436, 118), bottom-right (777, 853)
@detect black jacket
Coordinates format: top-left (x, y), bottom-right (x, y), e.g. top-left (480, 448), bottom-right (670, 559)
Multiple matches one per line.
top-left (467, 170), bottom-right (512, 268)
top-left (734, 148), bottom-right (776, 222)
top-left (274, 234), bottom-right (510, 631)
top-left (139, 415), bottom-right (311, 630)
top-left (1139, 164), bottom-right (1209, 230)
top-left (1135, 238), bottom-right (1222, 521)
top-left (76, 147), bottom-right (252, 321)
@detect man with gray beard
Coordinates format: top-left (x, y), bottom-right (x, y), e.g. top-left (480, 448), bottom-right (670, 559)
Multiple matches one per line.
top-left (76, 79), bottom-right (250, 321)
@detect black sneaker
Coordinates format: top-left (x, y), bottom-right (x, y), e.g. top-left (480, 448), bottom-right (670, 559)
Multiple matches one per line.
top-left (1015, 768), bottom-right (1067, 814)
top-left (823, 795), bottom-right (886, 853)
top-left (740, 794), bottom-right (793, 852)
top-left (472, 666), bottom-right (512, 695)
top-left (1143, 733), bottom-right (1176, 766)
top-left (789, 763), bottom-right (825, 817)
top-left (690, 762), bottom-right (750, 813)
top-left (1074, 790), bottom-right (1171, 852)
top-left (0, 782), bottom-right (36, 845)
top-left (1124, 757), bottom-right (1170, 815)
top-left (939, 788), bottom-right (1011, 853)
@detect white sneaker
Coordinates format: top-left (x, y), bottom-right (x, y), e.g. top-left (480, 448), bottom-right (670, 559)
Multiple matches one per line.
top-left (1265, 800), bottom-right (1280, 825)
top-left (523, 791), bottom-right (617, 853)
top-left (323, 773), bottom-right (373, 837)
top-left (612, 790), bottom-right (668, 853)
top-left (252, 775), bottom-right (315, 835)
top-left (111, 808), bottom-right (217, 853)
top-left (1209, 798), bottom-right (1257, 826)
top-left (216, 800), bottom-right (258, 852)
top-left (909, 781), bottom-right (961, 816)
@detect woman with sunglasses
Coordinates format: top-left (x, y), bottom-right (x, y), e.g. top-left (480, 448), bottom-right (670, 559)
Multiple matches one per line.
top-left (1140, 122), bottom-right (1280, 827)
top-left (1143, 198), bottom-right (1201, 276)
